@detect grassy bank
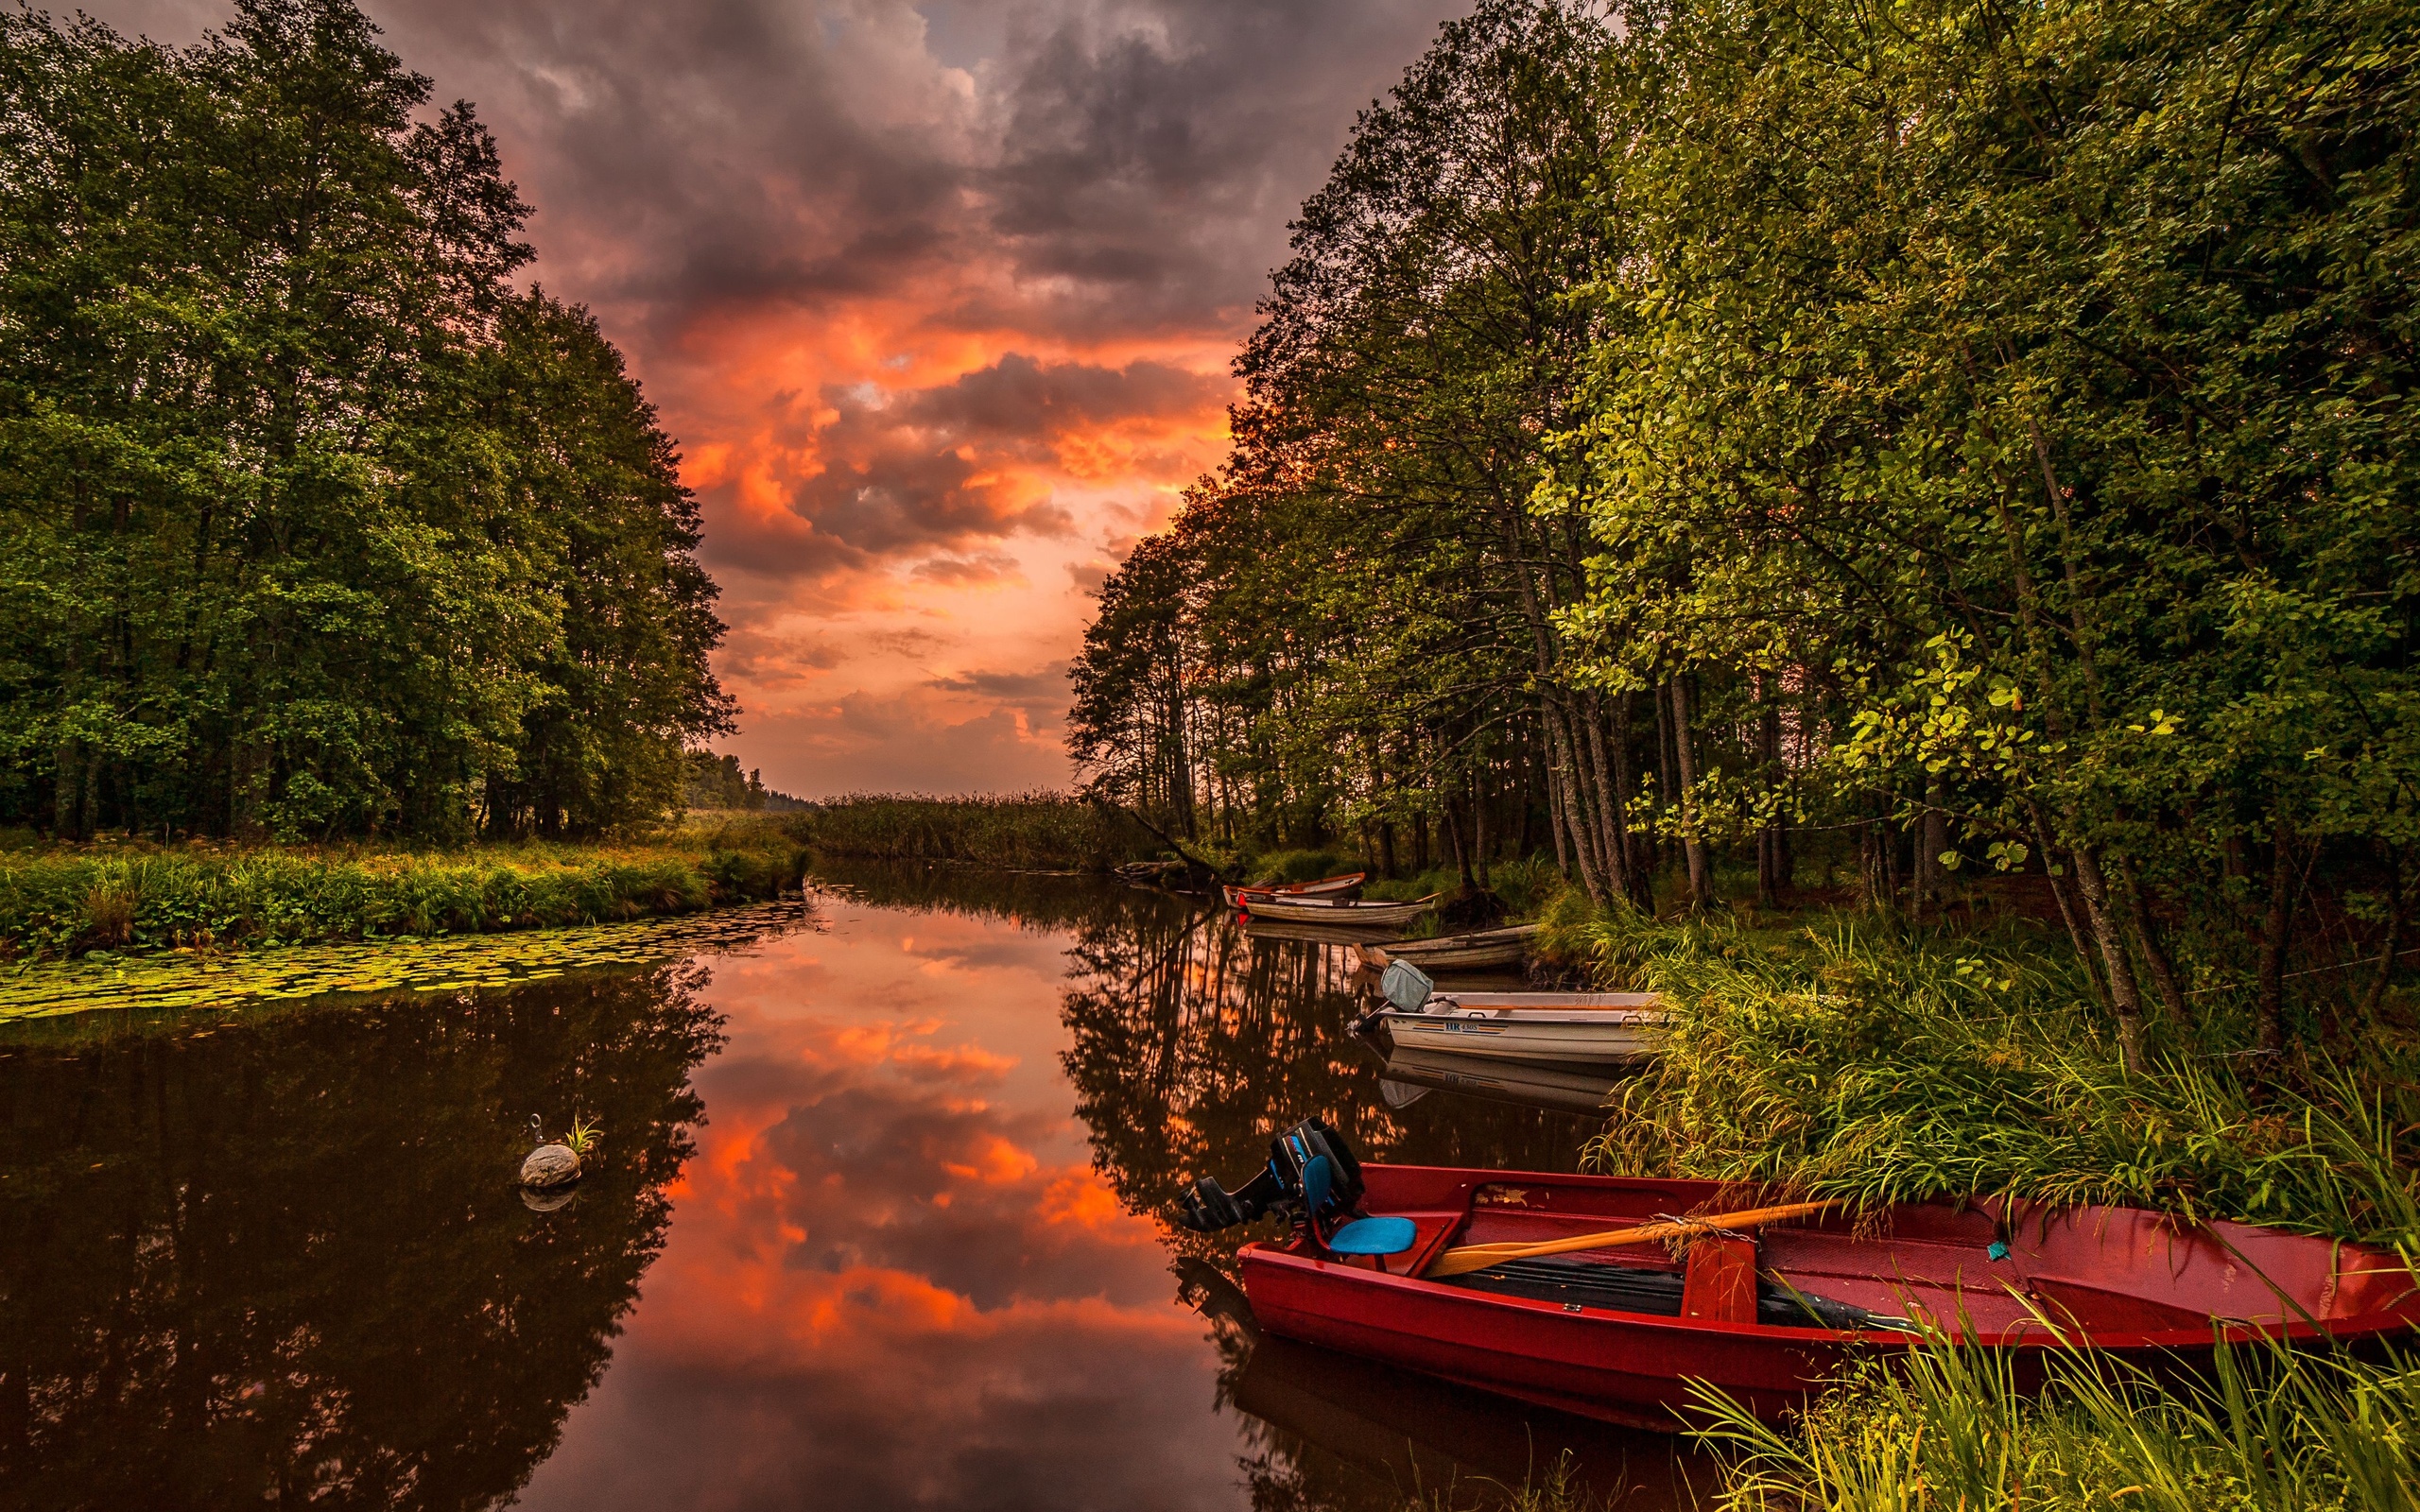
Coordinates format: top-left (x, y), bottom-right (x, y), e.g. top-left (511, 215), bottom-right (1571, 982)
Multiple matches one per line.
top-left (1522, 899), bottom-right (2420, 1510)
top-left (1699, 1330), bottom-right (2418, 1512)
top-left (1554, 905), bottom-right (2420, 1251)
top-left (0, 816), bottom-right (811, 961)
top-left (796, 793), bottom-right (1149, 871)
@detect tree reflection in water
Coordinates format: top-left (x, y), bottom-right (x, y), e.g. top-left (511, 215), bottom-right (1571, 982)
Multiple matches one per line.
top-left (0, 964), bottom-right (723, 1512)
top-left (1057, 889), bottom-right (1711, 1510)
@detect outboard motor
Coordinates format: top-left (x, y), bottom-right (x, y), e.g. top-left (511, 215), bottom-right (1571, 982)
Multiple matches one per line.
top-left (1177, 1116), bottom-right (1367, 1240)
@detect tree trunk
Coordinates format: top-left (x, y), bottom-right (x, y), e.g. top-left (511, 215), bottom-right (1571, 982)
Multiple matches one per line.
top-left (1549, 715), bottom-right (1607, 906)
top-left (1580, 693), bottom-right (1632, 902)
top-left (2028, 803), bottom-right (2100, 993)
top-left (1915, 776), bottom-right (1947, 920)
top-left (1668, 678), bottom-right (1712, 907)
top-left (2256, 825), bottom-right (2301, 1057)
top-left (2116, 857), bottom-right (2187, 1022)
top-left (1756, 684), bottom-right (1784, 908)
top-left (2069, 841), bottom-right (2148, 1074)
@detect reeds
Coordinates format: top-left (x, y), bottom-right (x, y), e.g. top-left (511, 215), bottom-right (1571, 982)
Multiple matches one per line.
top-left (1694, 1327), bottom-right (2420, 1511)
top-left (797, 793), bottom-right (1148, 871)
top-left (1566, 908), bottom-right (2420, 1253)
top-left (0, 822), bottom-right (810, 959)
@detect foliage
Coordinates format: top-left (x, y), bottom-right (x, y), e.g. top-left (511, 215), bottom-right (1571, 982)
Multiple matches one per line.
top-left (682, 750), bottom-right (807, 813)
top-left (562, 1113), bottom-right (603, 1157)
top-left (0, 821), bottom-right (809, 960)
top-left (0, 1), bottom-right (730, 844)
top-left (796, 793), bottom-right (1150, 872)
top-left (1068, 0), bottom-right (2420, 1071)
top-left (1570, 910), bottom-right (2420, 1251)
top-left (1697, 1331), bottom-right (2420, 1512)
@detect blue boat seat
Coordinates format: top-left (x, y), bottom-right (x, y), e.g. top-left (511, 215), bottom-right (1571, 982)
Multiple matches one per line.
top-left (1326, 1216), bottom-right (1418, 1256)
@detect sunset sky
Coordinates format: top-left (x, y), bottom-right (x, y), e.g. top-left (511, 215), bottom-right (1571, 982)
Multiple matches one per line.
top-left (94, 0), bottom-right (1470, 797)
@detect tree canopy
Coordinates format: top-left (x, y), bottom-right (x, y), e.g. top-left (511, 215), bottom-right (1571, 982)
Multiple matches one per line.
top-left (0, 0), bottom-right (732, 842)
top-left (1068, 0), bottom-right (2420, 1064)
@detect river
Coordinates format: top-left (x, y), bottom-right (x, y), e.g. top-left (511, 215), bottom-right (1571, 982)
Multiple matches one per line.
top-left (0, 863), bottom-right (1714, 1510)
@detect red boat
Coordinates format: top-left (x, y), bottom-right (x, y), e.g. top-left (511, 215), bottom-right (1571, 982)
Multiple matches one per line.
top-left (1234, 1161), bottom-right (2420, 1430)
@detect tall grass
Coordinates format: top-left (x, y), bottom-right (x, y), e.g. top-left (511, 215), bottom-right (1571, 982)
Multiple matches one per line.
top-left (798, 793), bottom-right (1148, 871)
top-left (0, 816), bottom-right (810, 959)
top-left (1561, 906), bottom-right (2420, 1253)
top-left (1695, 1327), bottom-right (2420, 1512)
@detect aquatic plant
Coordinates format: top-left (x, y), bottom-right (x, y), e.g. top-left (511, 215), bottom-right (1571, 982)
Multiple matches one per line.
top-left (1693, 1326), bottom-right (2420, 1512)
top-left (0, 898), bottom-right (815, 1023)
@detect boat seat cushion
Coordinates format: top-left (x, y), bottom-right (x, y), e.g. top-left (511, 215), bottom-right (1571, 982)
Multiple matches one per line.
top-left (1327, 1216), bottom-right (1419, 1256)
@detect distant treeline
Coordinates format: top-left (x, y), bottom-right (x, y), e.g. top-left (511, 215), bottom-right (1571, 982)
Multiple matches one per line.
top-left (0, 1), bottom-right (731, 845)
top-left (798, 794), bottom-right (1146, 872)
top-left (1070, 0), bottom-right (2420, 1065)
top-left (682, 752), bottom-right (810, 814)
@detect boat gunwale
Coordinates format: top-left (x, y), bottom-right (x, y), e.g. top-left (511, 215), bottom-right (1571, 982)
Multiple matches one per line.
top-left (1240, 1240), bottom-right (2420, 1354)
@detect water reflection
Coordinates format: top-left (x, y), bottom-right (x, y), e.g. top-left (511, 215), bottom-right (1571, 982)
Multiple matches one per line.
top-left (0, 965), bottom-right (721, 1511)
top-left (0, 868), bottom-right (1703, 1510)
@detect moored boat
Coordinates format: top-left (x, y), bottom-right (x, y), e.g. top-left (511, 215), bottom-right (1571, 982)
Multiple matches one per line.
top-left (1357, 923), bottom-right (1543, 972)
top-left (1222, 871), bottom-right (1369, 909)
top-left (1181, 1127), bottom-right (2420, 1430)
top-left (1359, 991), bottom-right (1668, 1069)
top-left (1242, 893), bottom-right (1438, 927)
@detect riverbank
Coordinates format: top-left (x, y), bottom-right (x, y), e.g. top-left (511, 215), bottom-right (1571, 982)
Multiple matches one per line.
top-left (1549, 903), bottom-right (2419, 1252)
top-left (0, 816), bottom-right (811, 962)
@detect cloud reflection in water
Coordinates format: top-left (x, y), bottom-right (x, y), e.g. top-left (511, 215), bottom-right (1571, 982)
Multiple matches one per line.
top-left (514, 889), bottom-right (1240, 1512)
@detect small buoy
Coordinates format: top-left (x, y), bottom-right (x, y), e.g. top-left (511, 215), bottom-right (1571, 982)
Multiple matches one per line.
top-left (520, 1143), bottom-right (581, 1190)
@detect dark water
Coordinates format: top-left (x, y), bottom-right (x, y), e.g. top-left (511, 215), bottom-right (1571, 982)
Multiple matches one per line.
top-left (0, 864), bottom-right (1714, 1511)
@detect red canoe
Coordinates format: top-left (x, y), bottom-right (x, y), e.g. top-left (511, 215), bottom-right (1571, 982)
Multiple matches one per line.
top-left (1238, 1163), bottom-right (2420, 1429)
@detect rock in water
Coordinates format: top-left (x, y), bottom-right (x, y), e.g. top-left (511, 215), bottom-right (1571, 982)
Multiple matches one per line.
top-left (520, 1143), bottom-right (581, 1190)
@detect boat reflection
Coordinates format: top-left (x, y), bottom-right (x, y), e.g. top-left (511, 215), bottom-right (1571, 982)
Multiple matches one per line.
top-left (1181, 1259), bottom-right (1715, 1510)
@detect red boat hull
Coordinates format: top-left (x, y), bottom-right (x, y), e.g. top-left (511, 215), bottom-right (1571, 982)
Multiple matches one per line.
top-left (1236, 1164), bottom-right (2420, 1428)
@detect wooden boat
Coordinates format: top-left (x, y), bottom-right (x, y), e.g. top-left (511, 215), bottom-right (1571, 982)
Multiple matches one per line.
top-left (1242, 893), bottom-right (1438, 927)
top-left (1238, 1162), bottom-right (2420, 1429)
top-left (1222, 871), bottom-right (1368, 909)
top-left (1244, 917), bottom-right (1412, 947)
top-left (1371, 1043), bottom-right (1624, 1115)
top-left (1359, 991), bottom-right (1668, 1069)
top-left (1357, 923), bottom-right (1543, 972)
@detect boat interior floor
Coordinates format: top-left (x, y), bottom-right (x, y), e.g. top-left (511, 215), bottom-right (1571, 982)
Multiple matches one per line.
top-left (1443, 1255), bottom-right (1902, 1332)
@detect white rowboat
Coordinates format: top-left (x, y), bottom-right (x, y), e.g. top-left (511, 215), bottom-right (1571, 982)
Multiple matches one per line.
top-left (1241, 893), bottom-right (1439, 927)
top-left (1361, 990), bottom-right (1667, 1070)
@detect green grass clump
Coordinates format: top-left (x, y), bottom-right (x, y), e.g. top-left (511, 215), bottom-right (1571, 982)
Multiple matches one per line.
top-left (1565, 908), bottom-right (2420, 1253)
top-left (797, 793), bottom-right (1149, 871)
top-left (1697, 1330), bottom-right (2420, 1512)
top-left (0, 818), bottom-right (810, 960)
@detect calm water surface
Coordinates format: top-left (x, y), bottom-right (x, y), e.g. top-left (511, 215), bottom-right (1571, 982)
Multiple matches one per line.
top-left (0, 864), bottom-right (1712, 1510)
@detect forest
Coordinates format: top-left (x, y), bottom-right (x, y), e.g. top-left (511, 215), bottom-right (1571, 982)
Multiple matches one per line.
top-left (0, 0), bottom-right (731, 845)
top-left (1070, 0), bottom-right (2420, 1067)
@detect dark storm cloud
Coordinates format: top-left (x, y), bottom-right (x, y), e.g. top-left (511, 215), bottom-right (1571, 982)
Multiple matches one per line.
top-left (926, 664), bottom-right (1068, 713)
top-left (902, 353), bottom-right (1224, 449)
top-left (698, 353), bottom-right (1224, 582)
top-left (978, 0), bottom-right (1472, 333)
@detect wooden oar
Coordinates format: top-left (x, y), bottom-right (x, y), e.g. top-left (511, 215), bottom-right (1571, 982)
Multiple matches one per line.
top-left (1423, 1199), bottom-right (1841, 1280)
